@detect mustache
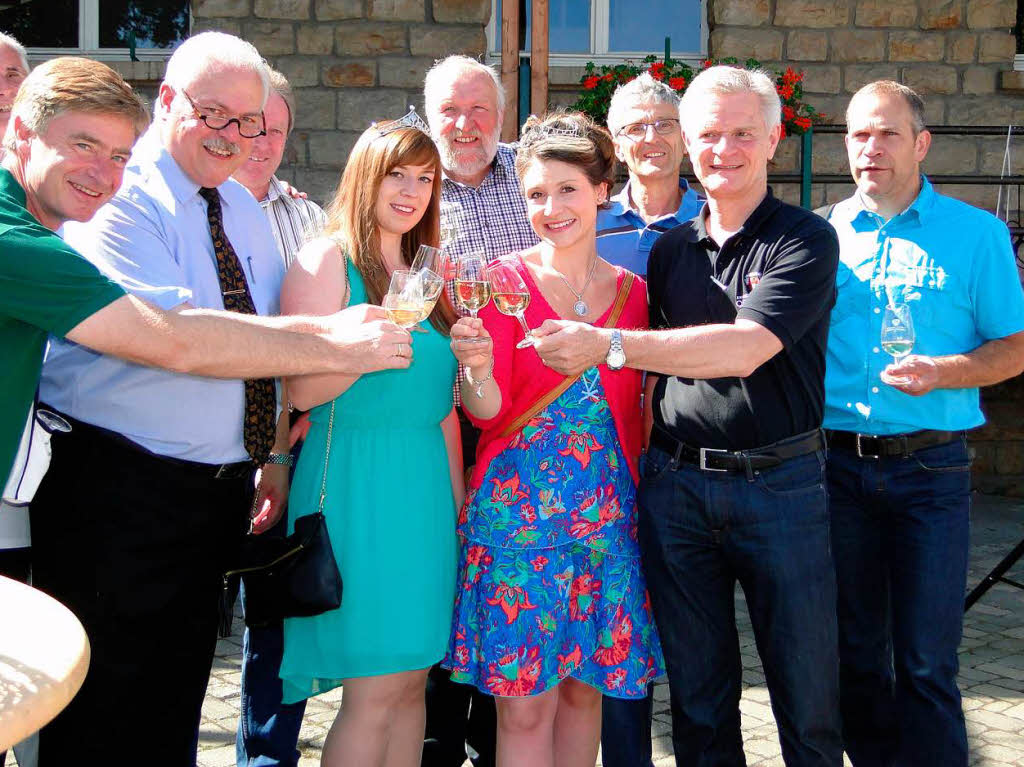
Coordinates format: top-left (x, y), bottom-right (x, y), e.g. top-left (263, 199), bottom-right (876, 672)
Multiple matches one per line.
top-left (203, 137), bottom-right (240, 155)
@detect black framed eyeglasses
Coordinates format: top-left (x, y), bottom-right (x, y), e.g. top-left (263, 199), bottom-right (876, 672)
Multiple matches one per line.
top-left (617, 118), bottom-right (680, 141)
top-left (181, 91), bottom-right (266, 139)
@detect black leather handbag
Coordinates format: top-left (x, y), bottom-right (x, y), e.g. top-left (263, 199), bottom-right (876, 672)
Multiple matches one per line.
top-left (219, 401), bottom-right (342, 635)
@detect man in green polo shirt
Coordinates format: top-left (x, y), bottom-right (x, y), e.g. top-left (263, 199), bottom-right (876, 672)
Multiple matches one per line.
top-left (0, 56), bottom-right (414, 543)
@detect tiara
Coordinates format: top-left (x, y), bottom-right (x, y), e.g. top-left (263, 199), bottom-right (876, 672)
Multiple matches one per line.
top-left (371, 106), bottom-right (431, 137)
top-left (520, 117), bottom-right (587, 145)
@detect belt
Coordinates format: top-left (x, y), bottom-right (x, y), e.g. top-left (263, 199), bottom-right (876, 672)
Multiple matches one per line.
top-left (825, 429), bottom-right (957, 459)
top-left (41, 404), bottom-right (254, 480)
top-left (649, 427), bottom-right (824, 473)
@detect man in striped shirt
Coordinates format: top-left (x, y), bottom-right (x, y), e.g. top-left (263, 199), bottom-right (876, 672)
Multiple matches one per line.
top-left (232, 67), bottom-right (325, 767)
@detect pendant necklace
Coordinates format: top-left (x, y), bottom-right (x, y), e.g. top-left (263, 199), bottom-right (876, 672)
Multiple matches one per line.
top-left (554, 255), bottom-right (598, 317)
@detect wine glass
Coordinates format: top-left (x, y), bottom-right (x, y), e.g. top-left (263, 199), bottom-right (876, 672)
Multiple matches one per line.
top-left (880, 302), bottom-right (915, 384)
top-left (454, 252), bottom-right (491, 344)
top-left (383, 270), bottom-right (426, 329)
top-left (439, 201), bottom-right (462, 251)
top-left (488, 260), bottom-right (536, 349)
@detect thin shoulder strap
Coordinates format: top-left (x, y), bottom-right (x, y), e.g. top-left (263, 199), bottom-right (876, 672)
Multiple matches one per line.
top-left (499, 271), bottom-right (636, 439)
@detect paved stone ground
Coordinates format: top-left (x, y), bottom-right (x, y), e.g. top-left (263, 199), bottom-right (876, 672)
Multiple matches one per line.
top-left (187, 493), bottom-right (1024, 767)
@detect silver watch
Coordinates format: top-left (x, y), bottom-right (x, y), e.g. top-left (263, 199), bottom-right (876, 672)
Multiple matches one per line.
top-left (606, 329), bottom-right (626, 370)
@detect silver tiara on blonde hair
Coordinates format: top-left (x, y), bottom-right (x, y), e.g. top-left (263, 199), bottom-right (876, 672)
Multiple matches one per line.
top-left (371, 106), bottom-right (431, 137)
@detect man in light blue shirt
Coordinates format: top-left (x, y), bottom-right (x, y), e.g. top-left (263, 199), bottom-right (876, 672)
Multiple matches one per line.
top-left (821, 81), bottom-right (1024, 767)
top-left (597, 73), bottom-right (703, 280)
top-left (595, 72), bottom-right (702, 767)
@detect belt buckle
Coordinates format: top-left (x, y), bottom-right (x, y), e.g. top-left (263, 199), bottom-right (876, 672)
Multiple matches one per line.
top-left (855, 434), bottom-right (880, 459)
top-left (214, 462), bottom-right (245, 479)
top-left (699, 447), bottom-right (730, 472)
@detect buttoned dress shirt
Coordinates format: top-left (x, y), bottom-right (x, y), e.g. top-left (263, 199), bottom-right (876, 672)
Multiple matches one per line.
top-left (259, 175), bottom-right (328, 269)
top-left (41, 130), bottom-right (285, 464)
top-left (596, 177), bottom-right (703, 277)
top-left (823, 177), bottom-right (1024, 435)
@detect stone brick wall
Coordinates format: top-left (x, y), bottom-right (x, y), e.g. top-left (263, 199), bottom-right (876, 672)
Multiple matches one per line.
top-left (192, 0), bottom-right (490, 203)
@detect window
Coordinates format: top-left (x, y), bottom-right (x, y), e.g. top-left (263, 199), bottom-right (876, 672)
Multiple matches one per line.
top-left (0, 0), bottom-right (190, 60)
top-left (487, 0), bottom-right (706, 65)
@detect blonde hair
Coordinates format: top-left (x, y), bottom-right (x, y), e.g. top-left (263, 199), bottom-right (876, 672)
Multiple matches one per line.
top-left (324, 126), bottom-right (455, 335)
top-left (679, 65), bottom-right (781, 134)
top-left (4, 57), bottom-right (149, 153)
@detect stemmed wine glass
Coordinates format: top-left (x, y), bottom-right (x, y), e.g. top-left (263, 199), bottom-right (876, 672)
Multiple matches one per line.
top-left (439, 201), bottom-right (462, 251)
top-left (454, 252), bottom-right (491, 344)
top-left (487, 260), bottom-right (537, 348)
top-left (880, 302), bottom-right (915, 384)
top-left (382, 270), bottom-right (426, 330)
top-left (410, 244), bottom-right (448, 327)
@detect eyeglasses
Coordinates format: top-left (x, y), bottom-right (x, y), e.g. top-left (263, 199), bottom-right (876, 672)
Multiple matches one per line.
top-left (617, 118), bottom-right (680, 141)
top-left (181, 91), bottom-right (266, 139)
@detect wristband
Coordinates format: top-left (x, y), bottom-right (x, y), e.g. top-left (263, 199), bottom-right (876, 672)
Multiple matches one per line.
top-left (265, 453), bottom-right (294, 467)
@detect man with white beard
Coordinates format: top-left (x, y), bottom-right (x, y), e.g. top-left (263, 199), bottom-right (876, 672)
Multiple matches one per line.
top-left (420, 55), bottom-right (538, 767)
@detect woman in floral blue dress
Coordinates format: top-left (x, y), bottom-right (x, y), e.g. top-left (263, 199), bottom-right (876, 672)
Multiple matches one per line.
top-left (445, 111), bottom-right (663, 766)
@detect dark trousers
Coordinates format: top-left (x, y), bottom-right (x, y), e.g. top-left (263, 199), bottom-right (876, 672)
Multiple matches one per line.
top-left (827, 437), bottom-right (971, 767)
top-left (638, 446), bottom-right (842, 767)
top-left (236, 445), bottom-right (307, 767)
top-left (601, 686), bottom-right (655, 767)
top-left (29, 416), bottom-right (252, 767)
top-left (422, 411), bottom-right (496, 767)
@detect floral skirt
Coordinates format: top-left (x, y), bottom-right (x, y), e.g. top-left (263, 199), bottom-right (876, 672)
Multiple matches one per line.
top-left (443, 370), bottom-right (664, 699)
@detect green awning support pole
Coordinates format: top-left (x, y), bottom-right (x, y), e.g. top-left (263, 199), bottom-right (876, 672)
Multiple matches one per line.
top-left (665, 37), bottom-right (671, 63)
top-left (800, 126), bottom-right (813, 208)
top-left (129, 30), bottom-right (138, 62)
top-left (519, 57), bottom-right (531, 123)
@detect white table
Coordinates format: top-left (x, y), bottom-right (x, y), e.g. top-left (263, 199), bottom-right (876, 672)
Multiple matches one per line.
top-left (0, 575), bottom-right (90, 751)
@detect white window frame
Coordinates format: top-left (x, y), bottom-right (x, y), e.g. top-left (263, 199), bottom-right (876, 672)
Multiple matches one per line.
top-left (25, 0), bottom-right (190, 62)
top-left (485, 0), bottom-right (707, 67)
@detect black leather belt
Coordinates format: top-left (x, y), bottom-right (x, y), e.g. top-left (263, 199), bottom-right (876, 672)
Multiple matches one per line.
top-left (41, 404), bottom-right (254, 480)
top-left (649, 427), bottom-right (824, 473)
top-left (825, 429), bottom-right (957, 459)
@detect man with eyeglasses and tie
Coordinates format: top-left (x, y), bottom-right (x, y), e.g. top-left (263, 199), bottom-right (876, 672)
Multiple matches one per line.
top-left (32, 33), bottom-right (306, 765)
top-left (595, 72), bottom-right (703, 767)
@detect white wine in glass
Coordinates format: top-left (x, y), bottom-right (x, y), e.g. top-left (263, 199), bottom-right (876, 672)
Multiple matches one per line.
top-left (454, 252), bottom-right (491, 343)
top-left (384, 270), bottom-right (426, 330)
top-left (880, 302), bottom-right (915, 385)
top-left (488, 260), bottom-right (537, 349)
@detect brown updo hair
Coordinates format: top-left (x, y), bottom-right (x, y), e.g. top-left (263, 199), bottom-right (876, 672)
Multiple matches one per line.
top-left (515, 110), bottom-right (616, 202)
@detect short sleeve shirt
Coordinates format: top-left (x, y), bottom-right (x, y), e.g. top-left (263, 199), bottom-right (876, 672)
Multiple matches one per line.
top-left (0, 169), bottom-right (125, 481)
top-left (823, 177), bottom-right (1024, 434)
top-left (648, 189), bottom-right (840, 451)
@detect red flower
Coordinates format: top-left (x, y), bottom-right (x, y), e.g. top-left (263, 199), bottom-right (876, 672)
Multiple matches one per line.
top-left (490, 474), bottom-right (528, 507)
top-left (454, 644), bottom-right (470, 666)
top-left (669, 76), bottom-right (687, 90)
top-left (530, 555), bottom-right (548, 572)
top-left (701, 59), bottom-right (713, 69)
top-left (487, 646), bottom-right (542, 696)
top-left (778, 84), bottom-right (794, 101)
top-left (521, 502), bottom-right (537, 525)
top-left (782, 105), bottom-right (795, 121)
top-left (602, 73), bottom-right (614, 81)
top-left (650, 61), bottom-right (665, 73)
top-left (487, 582), bottom-right (538, 624)
top-left (583, 75), bottom-right (600, 90)
top-left (795, 116), bottom-right (813, 130)
top-left (558, 431), bottom-right (604, 469)
top-left (463, 544), bottom-right (492, 586)
top-left (650, 70), bottom-right (665, 81)
top-left (779, 123), bottom-right (787, 140)
top-left (593, 610), bottom-right (633, 666)
top-left (569, 573), bottom-right (602, 621)
top-left (557, 644), bottom-right (583, 677)
top-left (605, 668), bottom-right (628, 690)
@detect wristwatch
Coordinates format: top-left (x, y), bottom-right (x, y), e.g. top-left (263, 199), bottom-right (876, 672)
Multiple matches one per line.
top-left (606, 329), bottom-right (626, 371)
top-left (265, 453), bottom-right (294, 467)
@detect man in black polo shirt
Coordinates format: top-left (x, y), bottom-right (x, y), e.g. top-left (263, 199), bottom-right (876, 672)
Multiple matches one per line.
top-left (533, 66), bottom-right (842, 766)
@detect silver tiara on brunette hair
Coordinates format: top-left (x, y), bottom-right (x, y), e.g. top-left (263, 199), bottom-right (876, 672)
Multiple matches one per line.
top-left (371, 105), bottom-right (431, 137)
top-left (519, 115), bottom-right (588, 147)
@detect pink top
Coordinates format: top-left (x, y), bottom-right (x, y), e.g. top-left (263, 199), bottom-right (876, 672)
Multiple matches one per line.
top-left (466, 256), bottom-right (649, 490)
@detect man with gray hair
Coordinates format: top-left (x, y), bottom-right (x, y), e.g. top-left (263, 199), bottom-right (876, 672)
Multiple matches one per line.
top-left (821, 81), bottom-right (1024, 767)
top-left (421, 54), bottom-right (538, 767)
top-left (532, 65), bottom-right (843, 765)
top-left (596, 70), bottom-right (703, 767)
top-left (29, 33), bottom-right (409, 765)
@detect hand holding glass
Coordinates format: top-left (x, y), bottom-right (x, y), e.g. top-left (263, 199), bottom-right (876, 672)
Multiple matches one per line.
top-left (454, 253), bottom-right (491, 343)
top-left (487, 261), bottom-right (536, 349)
top-left (880, 302), bottom-right (915, 385)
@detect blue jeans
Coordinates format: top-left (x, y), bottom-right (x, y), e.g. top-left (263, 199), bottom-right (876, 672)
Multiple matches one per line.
top-left (601, 687), bottom-right (654, 767)
top-left (827, 436), bottom-right (970, 767)
top-left (236, 516), bottom-right (307, 767)
top-left (638, 445), bottom-right (842, 767)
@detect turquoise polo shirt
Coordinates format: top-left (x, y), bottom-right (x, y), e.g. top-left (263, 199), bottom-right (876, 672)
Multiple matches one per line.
top-left (596, 178), bottom-right (703, 276)
top-left (823, 177), bottom-right (1024, 435)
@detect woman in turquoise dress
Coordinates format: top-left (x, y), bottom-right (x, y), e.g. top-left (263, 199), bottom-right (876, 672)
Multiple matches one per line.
top-left (278, 121), bottom-right (462, 767)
